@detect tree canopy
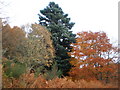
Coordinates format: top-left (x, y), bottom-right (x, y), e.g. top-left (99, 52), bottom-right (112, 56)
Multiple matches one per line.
top-left (2, 24), bottom-right (55, 76)
top-left (68, 31), bottom-right (118, 82)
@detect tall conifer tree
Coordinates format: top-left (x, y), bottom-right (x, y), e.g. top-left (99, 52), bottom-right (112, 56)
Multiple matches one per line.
top-left (38, 2), bottom-right (76, 76)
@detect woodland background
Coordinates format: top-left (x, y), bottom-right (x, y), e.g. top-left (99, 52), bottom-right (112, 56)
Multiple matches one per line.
top-left (0, 1), bottom-right (119, 88)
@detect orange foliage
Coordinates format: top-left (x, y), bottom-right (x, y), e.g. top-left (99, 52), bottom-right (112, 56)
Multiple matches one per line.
top-left (68, 31), bottom-right (118, 82)
top-left (2, 73), bottom-right (118, 88)
top-left (2, 24), bottom-right (26, 58)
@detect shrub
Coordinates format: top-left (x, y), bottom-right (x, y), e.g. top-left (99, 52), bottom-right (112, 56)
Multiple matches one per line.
top-left (3, 58), bottom-right (27, 78)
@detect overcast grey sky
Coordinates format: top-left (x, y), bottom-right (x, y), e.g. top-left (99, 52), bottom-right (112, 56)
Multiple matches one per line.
top-left (1, 0), bottom-right (119, 43)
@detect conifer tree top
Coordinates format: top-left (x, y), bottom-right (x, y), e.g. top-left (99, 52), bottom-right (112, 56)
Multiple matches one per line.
top-left (38, 2), bottom-right (75, 30)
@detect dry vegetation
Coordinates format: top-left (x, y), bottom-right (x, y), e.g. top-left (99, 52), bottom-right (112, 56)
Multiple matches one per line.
top-left (2, 73), bottom-right (118, 88)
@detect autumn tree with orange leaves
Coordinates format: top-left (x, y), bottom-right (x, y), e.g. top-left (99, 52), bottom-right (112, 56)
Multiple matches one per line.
top-left (68, 31), bottom-right (118, 83)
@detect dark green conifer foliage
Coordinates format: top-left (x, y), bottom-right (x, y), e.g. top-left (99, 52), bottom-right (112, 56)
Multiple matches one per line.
top-left (38, 2), bottom-right (76, 76)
